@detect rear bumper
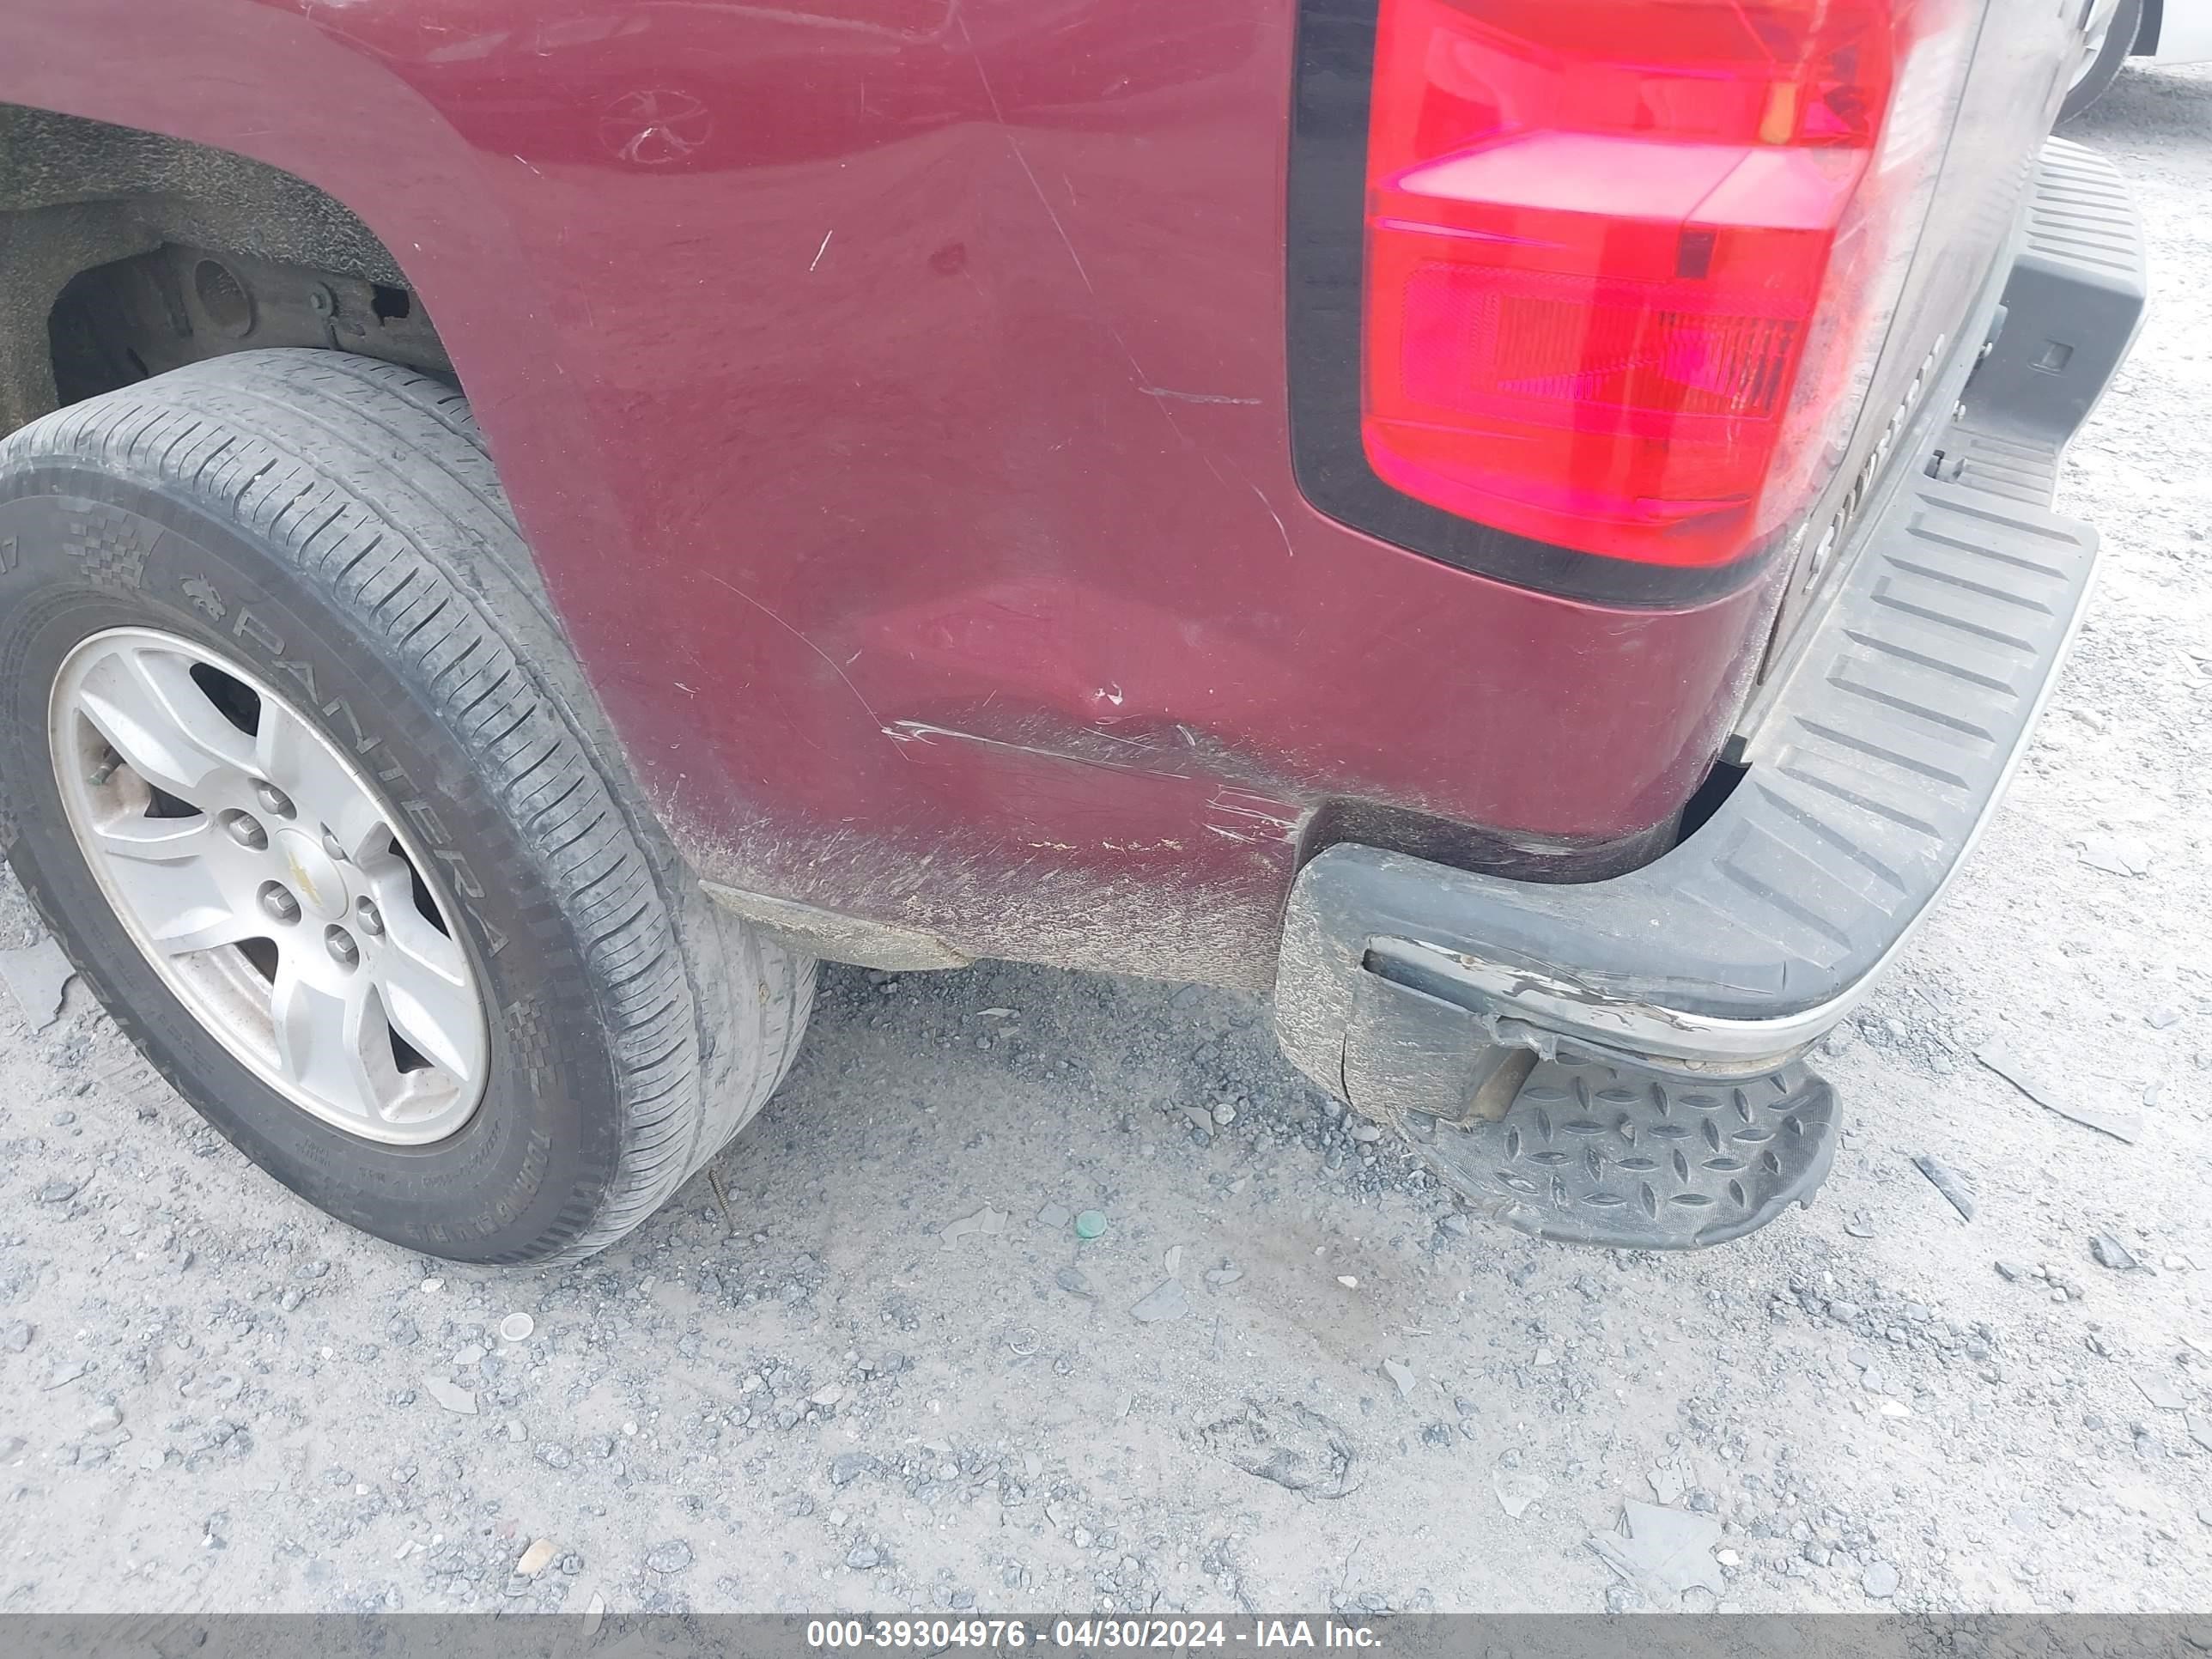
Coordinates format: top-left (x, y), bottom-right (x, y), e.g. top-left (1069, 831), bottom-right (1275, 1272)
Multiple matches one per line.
top-left (1274, 140), bottom-right (2145, 1225)
top-left (1279, 461), bottom-right (2102, 1084)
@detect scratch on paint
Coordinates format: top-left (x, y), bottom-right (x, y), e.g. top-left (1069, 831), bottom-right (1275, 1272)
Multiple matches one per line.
top-left (1249, 483), bottom-right (1294, 559)
top-left (702, 571), bottom-right (912, 760)
top-left (810, 229), bottom-right (834, 272)
top-left (881, 720), bottom-right (1198, 783)
top-left (958, 12), bottom-right (1094, 295)
top-left (1140, 387), bottom-right (1261, 406)
top-left (1207, 789), bottom-right (1302, 837)
top-left (946, 40), bottom-right (1225, 483)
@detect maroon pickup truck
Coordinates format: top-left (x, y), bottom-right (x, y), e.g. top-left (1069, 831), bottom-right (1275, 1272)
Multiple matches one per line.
top-left (0, 1), bottom-right (2145, 1263)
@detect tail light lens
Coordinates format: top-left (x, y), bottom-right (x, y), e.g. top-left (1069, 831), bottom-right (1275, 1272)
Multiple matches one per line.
top-left (1363, 0), bottom-right (1969, 568)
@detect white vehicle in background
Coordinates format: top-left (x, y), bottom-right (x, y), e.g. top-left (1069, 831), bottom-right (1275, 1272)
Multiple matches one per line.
top-left (2067, 0), bottom-right (2212, 119)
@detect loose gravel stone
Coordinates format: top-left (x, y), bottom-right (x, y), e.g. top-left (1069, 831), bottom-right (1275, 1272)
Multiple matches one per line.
top-left (422, 1378), bottom-right (477, 1416)
top-left (1129, 1279), bottom-right (1189, 1323)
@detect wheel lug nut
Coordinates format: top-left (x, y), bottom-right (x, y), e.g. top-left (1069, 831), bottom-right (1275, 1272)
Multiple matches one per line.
top-left (222, 810), bottom-right (267, 851)
top-left (355, 897), bottom-right (384, 937)
top-left (325, 926), bottom-right (359, 969)
top-left (254, 781), bottom-right (295, 818)
top-left (258, 882), bottom-right (301, 925)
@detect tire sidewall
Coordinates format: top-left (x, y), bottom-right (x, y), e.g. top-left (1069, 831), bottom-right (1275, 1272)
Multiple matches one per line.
top-left (0, 460), bottom-right (624, 1261)
top-left (2060, 0), bottom-right (2140, 123)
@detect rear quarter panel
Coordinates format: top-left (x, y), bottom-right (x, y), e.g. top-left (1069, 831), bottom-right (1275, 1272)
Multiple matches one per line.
top-left (2, 0), bottom-right (1939, 984)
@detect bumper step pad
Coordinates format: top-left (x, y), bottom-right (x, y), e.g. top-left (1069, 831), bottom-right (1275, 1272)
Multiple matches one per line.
top-left (1418, 1057), bottom-right (1837, 1249)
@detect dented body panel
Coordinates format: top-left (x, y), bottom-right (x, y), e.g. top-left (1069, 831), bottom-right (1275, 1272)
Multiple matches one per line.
top-left (0, 0), bottom-right (1784, 984)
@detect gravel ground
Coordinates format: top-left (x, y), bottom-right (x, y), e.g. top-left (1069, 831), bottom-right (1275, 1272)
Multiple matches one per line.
top-left (3, 67), bottom-right (2212, 1619)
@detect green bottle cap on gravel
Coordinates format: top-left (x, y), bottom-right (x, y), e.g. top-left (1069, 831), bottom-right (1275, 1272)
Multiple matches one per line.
top-left (1073, 1210), bottom-right (1107, 1241)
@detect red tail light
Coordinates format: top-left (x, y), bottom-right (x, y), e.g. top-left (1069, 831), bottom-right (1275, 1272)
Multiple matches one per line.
top-left (1362, 0), bottom-right (1967, 567)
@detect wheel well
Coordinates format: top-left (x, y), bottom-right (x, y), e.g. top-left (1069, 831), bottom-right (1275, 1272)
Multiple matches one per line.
top-left (0, 103), bottom-right (449, 434)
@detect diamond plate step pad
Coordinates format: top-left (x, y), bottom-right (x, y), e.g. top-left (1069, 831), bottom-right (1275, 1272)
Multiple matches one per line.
top-left (1418, 1059), bottom-right (1838, 1249)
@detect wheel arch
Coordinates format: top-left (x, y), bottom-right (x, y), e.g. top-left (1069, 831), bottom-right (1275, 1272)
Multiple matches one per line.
top-left (0, 3), bottom-right (584, 560)
top-left (0, 103), bottom-right (447, 429)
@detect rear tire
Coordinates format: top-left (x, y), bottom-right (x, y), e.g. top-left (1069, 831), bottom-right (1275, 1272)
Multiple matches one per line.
top-left (2059, 0), bottom-right (2141, 123)
top-left (0, 349), bottom-right (812, 1262)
